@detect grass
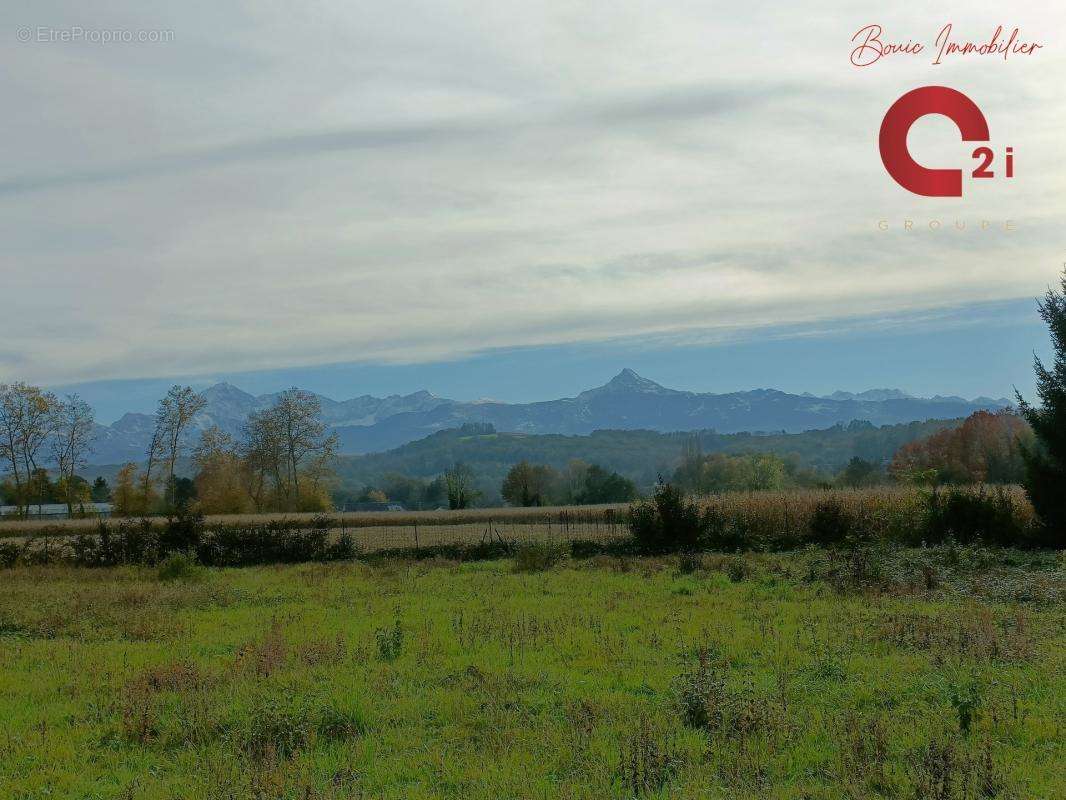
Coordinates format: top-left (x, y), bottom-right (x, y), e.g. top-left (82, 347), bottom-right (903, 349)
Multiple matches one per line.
top-left (1, 546), bottom-right (1063, 799)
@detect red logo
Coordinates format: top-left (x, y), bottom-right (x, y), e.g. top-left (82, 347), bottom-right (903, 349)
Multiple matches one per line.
top-left (880, 86), bottom-right (1013, 196)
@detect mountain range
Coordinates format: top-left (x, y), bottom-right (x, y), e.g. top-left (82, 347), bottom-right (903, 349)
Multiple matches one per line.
top-left (84, 369), bottom-right (1009, 465)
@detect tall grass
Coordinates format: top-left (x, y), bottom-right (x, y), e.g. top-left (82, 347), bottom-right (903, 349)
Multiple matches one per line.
top-left (0, 486), bottom-right (1048, 569)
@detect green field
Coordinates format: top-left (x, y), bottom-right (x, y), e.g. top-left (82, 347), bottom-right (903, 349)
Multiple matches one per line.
top-left (1, 548), bottom-right (1063, 799)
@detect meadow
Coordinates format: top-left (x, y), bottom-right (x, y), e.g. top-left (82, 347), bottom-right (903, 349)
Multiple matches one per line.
top-left (1, 544), bottom-right (1063, 799)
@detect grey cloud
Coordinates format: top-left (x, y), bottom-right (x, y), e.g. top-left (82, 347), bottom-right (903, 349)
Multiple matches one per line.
top-left (0, 83), bottom-right (800, 197)
top-left (1, 0), bottom-right (1062, 386)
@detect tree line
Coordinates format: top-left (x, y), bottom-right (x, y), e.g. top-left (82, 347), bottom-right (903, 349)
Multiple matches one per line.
top-left (112, 387), bottom-right (338, 516)
top-left (0, 385), bottom-right (94, 517)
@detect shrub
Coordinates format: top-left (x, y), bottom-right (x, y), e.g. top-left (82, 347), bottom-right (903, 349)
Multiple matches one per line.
top-left (157, 552), bottom-right (205, 582)
top-left (629, 480), bottom-right (712, 555)
top-left (513, 541), bottom-right (567, 572)
top-left (924, 487), bottom-right (1026, 547)
top-left (158, 508), bottom-right (204, 555)
top-left (724, 555), bottom-right (753, 583)
top-left (0, 540), bottom-right (22, 568)
top-left (808, 498), bottom-right (859, 547)
top-left (946, 673), bottom-right (983, 735)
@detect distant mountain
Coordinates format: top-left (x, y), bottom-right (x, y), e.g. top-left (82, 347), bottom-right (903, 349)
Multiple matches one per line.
top-left (84, 369), bottom-right (1009, 463)
top-left (826, 389), bottom-right (913, 402)
top-left (327, 370), bottom-right (1008, 454)
top-left (86, 382), bottom-right (448, 463)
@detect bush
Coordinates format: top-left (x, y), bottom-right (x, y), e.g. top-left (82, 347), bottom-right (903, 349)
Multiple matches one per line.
top-left (808, 498), bottom-right (859, 547)
top-left (157, 552), bottom-right (205, 582)
top-left (629, 480), bottom-right (713, 555)
top-left (724, 555), bottom-right (753, 583)
top-left (513, 541), bottom-right (567, 572)
top-left (924, 487), bottom-right (1027, 547)
top-left (158, 509), bottom-right (204, 555)
top-left (0, 541), bottom-right (22, 568)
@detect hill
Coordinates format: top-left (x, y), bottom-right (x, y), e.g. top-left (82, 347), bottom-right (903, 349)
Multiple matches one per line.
top-left (332, 417), bottom-right (964, 501)
top-left (84, 369), bottom-right (1007, 462)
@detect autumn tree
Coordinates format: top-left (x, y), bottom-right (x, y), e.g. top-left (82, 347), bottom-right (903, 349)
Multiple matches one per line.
top-left (889, 409), bottom-right (1031, 485)
top-left (111, 462), bottom-right (151, 517)
top-left (1016, 271), bottom-right (1066, 542)
top-left (50, 394), bottom-right (95, 515)
top-left (501, 461), bottom-right (558, 506)
top-left (273, 389), bottom-right (336, 506)
top-left (675, 438), bottom-right (707, 494)
top-left (558, 459), bottom-right (591, 504)
top-left (0, 383), bottom-right (61, 517)
top-left (242, 389), bottom-right (336, 511)
top-left (192, 426), bottom-right (253, 514)
top-left (145, 386), bottom-right (207, 509)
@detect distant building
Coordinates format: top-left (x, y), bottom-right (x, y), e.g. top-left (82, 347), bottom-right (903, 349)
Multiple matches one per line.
top-left (0, 502), bottom-right (113, 520)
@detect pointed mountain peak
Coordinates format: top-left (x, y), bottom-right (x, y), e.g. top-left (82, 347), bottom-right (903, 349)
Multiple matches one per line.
top-left (201, 382), bottom-right (255, 401)
top-left (601, 369), bottom-right (669, 393)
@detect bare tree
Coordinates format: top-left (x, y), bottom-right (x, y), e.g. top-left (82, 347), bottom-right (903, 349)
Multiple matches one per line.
top-left (0, 383), bottom-right (61, 518)
top-left (147, 385), bottom-right (207, 509)
top-left (273, 388), bottom-right (336, 504)
top-left (51, 394), bottom-right (96, 515)
top-left (241, 407), bottom-right (285, 510)
top-left (242, 389), bottom-right (336, 510)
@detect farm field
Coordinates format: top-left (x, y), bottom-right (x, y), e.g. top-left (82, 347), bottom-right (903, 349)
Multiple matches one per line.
top-left (0, 487), bottom-right (967, 537)
top-left (0, 487), bottom-right (1035, 551)
top-left (1, 547), bottom-right (1063, 799)
top-left (0, 502), bottom-right (631, 536)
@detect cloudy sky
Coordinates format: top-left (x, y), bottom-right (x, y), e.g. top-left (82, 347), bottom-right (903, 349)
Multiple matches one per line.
top-left (3, 1), bottom-right (1064, 414)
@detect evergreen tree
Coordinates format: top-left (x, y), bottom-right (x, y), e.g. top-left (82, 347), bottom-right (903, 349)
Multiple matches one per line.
top-left (1016, 271), bottom-right (1066, 545)
top-left (91, 477), bottom-right (111, 502)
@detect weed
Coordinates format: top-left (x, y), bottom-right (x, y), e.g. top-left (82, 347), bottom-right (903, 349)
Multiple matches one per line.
top-left (838, 712), bottom-right (890, 793)
top-left (235, 619), bottom-right (289, 677)
top-left (675, 552), bottom-right (704, 575)
top-left (375, 619), bottom-right (403, 662)
top-left (238, 697), bottom-right (339, 762)
top-left (725, 555), bottom-right (753, 583)
top-left (616, 715), bottom-right (681, 796)
top-left (947, 673), bottom-right (983, 735)
top-left (673, 647), bottom-right (727, 730)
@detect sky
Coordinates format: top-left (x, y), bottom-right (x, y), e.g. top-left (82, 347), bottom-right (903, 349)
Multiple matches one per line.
top-left (3, 2), bottom-right (1064, 419)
